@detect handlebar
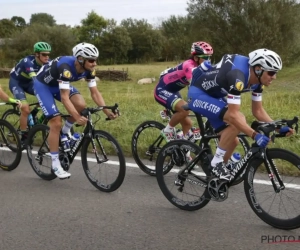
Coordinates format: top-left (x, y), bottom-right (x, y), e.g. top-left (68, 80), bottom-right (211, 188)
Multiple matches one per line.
top-left (80, 103), bottom-right (120, 120)
top-left (251, 116), bottom-right (298, 141)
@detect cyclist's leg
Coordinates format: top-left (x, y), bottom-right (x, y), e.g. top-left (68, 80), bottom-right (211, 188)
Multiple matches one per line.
top-left (154, 87), bottom-right (189, 140)
top-left (188, 88), bottom-right (237, 180)
top-left (34, 81), bottom-right (71, 179)
top-left (61, 86), bottom-right (84, 136)
top-left (9, 78), bottom-right (30, 145)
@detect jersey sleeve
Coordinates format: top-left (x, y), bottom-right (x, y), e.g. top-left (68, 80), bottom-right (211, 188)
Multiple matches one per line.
top-left (252, 85), bottom-right (264, 101)
top-left (182, 60), bottom-right (196, 82)
top-left (24, 58), bottom-right (37, 78)
top-left (226, 69), bottom-right (246, 105)
top-left (58, 64), bottom-right (73, 82)
top-left (85, 69), bottom-right (96, 80)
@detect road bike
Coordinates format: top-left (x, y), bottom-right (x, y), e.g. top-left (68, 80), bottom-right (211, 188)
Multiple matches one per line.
top-left (155, 108), bottom-right (300, 230)
top-left (26, 104), bottom-right (126, 192)
top-left (131, 108), bottom-right (250, 176)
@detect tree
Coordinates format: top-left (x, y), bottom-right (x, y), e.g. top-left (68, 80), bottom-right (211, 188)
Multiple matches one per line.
top-left (30, 13), bottom-right (56, 26)
top-left (77, 10), bottom-right (108, 44)
top-left (121, 18), bottom-right (164, 62)
top-left (187, 0), bottom-right (300, 63)
top-left (2, 23), bottom-right (76, 61)
top-left (0, 19), bottom-right (16, 37)
top-left (11, 16), bottom-right (26, 28)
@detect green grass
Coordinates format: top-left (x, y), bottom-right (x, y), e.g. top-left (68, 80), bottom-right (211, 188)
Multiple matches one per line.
top-left (1, 62), bottom-right (300, 165)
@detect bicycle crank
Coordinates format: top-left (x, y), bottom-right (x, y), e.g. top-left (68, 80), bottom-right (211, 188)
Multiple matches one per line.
top-left (207, 178), bottom-right (229, 202)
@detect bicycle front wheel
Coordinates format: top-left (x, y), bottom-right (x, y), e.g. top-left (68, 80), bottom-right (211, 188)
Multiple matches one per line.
top-left (0, 119), bottom-right (22, 171)
top-left (131, 120), bottom-right (166, 176)
top-left (156, 139), bottom-right (211, 211)
top-left (26, 124), bottom-right (56, 180)
top-left (81, 130), bottom-right (126, 192)
top-left (244, 148), bottom-right (300, 229)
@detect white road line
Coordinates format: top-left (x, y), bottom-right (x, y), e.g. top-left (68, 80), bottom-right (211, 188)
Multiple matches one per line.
top-left (2, 148), bottom-right (300, 189)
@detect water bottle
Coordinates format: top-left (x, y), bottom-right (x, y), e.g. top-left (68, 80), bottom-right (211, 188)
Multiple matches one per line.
top-left (69, 133), bottom-right (80, 148)
top-left (199, 60), bottom-right (212, 72)
top-left (61, 134), bottom-right (70, 152)
top-left (28, 114), bottom-right (34, 126)
top-left (230, 152), bottom-right (241, 163)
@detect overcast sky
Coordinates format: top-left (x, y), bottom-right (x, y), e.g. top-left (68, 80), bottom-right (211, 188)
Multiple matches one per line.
top-left (0, 0), bottom-right (189, 26)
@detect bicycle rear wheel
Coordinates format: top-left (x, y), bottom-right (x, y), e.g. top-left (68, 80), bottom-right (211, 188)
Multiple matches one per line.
top-left (0, 119), bottom-right (22, 171)
top-left (26, 124), bottom-right (57, 180)
top-left (244, 148), bottom-right (300, 229)
top-left (131, 120), bottom-right (166, 176)
top-left (81, 130), bottom-right (126, 192)
top-left (1, 108), bottom-right (22, 135)
top-left (156, 139), bottom-right (211, 211)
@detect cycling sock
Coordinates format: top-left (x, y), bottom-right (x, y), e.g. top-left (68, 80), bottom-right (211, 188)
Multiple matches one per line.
top-left (51, 152), bottom-right (60, 168)
top-left (164, 124), bottom-right (174, 133)
top-left (211, 147), bottom-right (226, 167)
top-left (62, 120), bottom-right (74, 134)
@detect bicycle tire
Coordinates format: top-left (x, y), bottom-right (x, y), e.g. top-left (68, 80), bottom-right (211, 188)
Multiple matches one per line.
top-left (244, 148), bottom-right (300, 229)
top-left (81, 130), bottom-right (126, 192)
top-left (0, 119), bottom-right (22, 171)
top-left (131, 120), bottom-right (166, 176)
top-left (26, 124), bottom-right (57, 180)
top-left (1, 108), bottom-right (22, 134)
top-left (156, 139), bottom-right (211, 211)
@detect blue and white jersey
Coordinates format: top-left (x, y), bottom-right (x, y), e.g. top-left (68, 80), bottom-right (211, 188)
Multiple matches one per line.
top-left (36, 56), bottom-right (95, 87)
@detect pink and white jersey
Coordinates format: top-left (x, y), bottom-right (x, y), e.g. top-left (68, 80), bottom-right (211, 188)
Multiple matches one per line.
top-left (158, 59), bottom-right (198, 92)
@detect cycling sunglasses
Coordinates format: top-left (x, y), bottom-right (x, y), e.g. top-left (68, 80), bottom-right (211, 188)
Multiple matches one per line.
top-left (266, 71), bottom-right (277, 76)
top-left (40, 53), bottom-right (50, 57)
top-left (86, 59), bottom-right (97, 63)
top-left (197, 55), bottom-right (212, 60)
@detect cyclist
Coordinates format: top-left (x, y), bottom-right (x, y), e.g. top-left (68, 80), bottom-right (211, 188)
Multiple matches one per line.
top-left (9, 42), bottom-right (51, 147)
top-left (154, 41), bottom-right (213, 141)
top-left (188, 48), bottom-right (294, 181)
top-left (0, 86), bottom-right (22, 107)
top-left (33, 42), bottom-right (117, 179)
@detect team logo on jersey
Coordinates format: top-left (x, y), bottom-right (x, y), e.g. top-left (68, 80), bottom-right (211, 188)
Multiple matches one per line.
top-left (91, 69), bottom-right (96, 76)
top-left (63, 69), bottom-right (72, 79)
top-left (234, 79), bottom-right (244, 91)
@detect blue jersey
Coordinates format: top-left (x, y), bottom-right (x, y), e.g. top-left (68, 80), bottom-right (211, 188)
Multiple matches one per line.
top-left (10, 55), bottom-right (43, 83)
top-left (36, 56), bottom-right (95, 86)
top-left (190, 54), bottom-right (264, 102)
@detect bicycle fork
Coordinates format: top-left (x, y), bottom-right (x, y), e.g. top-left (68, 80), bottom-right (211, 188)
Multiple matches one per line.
top-left (90, 133), bottom-right (108, 164)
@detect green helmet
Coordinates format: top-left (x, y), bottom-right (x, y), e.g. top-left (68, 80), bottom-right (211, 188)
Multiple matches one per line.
top-left (34, 42), bottom-right (51, 52)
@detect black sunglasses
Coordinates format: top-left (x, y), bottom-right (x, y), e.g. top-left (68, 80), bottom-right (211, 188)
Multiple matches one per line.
top-left (40, 53), bottom-right (50, 57)
top-left (266, 71), bottom-right (277, 76)
top-left (197, 55), bottom-right (211, 60)
top-left (86, 59), bottom-right (97, 63)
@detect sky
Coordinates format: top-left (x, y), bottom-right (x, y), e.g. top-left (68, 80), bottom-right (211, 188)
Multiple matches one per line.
top-left (0, 0), bottom-right (189, 26)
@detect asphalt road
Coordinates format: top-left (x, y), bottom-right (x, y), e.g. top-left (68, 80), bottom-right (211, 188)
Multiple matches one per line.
top-left (1, 153), bottom-right (300, 250)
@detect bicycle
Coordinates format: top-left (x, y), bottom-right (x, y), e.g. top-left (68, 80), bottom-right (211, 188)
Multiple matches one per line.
top-left (26, 104), bottom-right (126, 192)
top-left (155, 109), bottom-right (300, 230)
top-left (0, 109), bottom-right (22, 171)
top-left (131, 108), bottom-right (250, 176)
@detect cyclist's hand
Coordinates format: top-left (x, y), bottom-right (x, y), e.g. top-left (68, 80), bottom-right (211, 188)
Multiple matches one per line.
top-left (106, 111), bottom-right (117, 120)
top-left (16, 100), bottom-right (22, 108)
top-left (76, 116), bottom-right (88, 126)
top-left (8, 97), bottom-right (22, 108)
top-left (279, 126), bottom-right (294, 137)
top-left (254, 133), bottom-right (270, 148)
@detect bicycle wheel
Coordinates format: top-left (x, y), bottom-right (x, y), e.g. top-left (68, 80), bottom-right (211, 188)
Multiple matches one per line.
top-left (0, 119), bottom-right (22, 171)
top-left (131, 120), bottom-right (166, 176)
top-left (244, 148), bottom-right (300, 229)
top-left (1, 108), bottom-right (22, 135)
top-left (81, 130), bottom-right (126, 192)
top-left (26, 124), bottom-right (57, 180)
top-left (156, 139), bottom-right (211, 211)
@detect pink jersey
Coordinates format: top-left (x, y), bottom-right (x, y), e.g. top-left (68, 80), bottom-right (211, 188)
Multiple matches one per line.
top-left (158, 59), bottom-right (198, 92)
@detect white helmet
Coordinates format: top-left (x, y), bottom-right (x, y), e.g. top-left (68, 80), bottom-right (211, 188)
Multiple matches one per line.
top-left (72, 42), bottom-right (99, 59)
top-left (249, 48), bottom-right (282, 71)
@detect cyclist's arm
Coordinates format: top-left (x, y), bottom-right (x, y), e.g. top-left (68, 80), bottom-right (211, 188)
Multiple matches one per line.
top-left (88, 85), bottom-right (111, 116)
top-left (0, 85), bottom-right (18, 103)
top-left (222, 69), bottom-right (256, 138)
top-left (24, 59), bottom-right (37, 79)
top-left (251, 87), bottom-right (273, 122)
